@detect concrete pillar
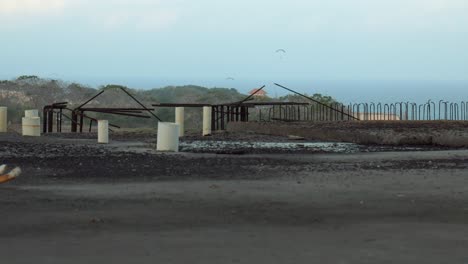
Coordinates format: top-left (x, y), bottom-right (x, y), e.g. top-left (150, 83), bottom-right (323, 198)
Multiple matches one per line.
top-left (0, 107), bottom-right (7, 133)
top-left (175, 107), bottom-right (185, 137)
top-left (157, 122), bottom-right (180, 152)
top-left (25, 109), bottom-right (39, 118)
top-left (203, 106), bottom-right (212, 136)
top-left (22, 117), bottom-right (41, 136)
top-left (98, 120), bottom-right (109, 144)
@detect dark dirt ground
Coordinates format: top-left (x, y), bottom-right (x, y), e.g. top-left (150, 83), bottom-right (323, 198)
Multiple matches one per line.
top-left (1, 131), bottom-right (468, 264)
top-left (228, 120), bottom-right (468, 147)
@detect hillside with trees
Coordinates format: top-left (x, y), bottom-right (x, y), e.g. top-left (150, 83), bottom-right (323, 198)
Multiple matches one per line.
top-left (0, 76), bottom-right (339, 130)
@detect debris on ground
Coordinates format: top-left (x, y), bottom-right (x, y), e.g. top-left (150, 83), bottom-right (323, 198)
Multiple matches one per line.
top-left (0, 165), bottom-right (21, 184)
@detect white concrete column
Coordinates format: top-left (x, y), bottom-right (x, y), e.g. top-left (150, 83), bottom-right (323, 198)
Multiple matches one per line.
top-left (0, 107), bottom-right (7, 133)
top-left (175, 107), bottom-right (185, 137)
top-left (22, 117), bottom-right (41, 136)
top-left (25, 109), bottom-right (39, 118)
top-left (157, 122), bottom-right (180, 152)
top-left (98, 120), bottom-right (109, 144)
top-left (203, 106), bottom-right (212, 136)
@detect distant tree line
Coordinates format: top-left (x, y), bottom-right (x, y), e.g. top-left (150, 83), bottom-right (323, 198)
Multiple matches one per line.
top-left (0, 76), bottom-right (340, 130)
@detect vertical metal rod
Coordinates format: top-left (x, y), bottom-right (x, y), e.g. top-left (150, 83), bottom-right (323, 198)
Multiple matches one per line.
top-left (246, 107), bottom-right (249, 122)
top-left (43, 107), bottom-right (48, 133)
top-left (47, 110), bottom-right (53, 132)
top-left (226, 106), bottom-right (230, 123)
top-left (439, 100), bottom-right (444, 120)
top-left (341, 105), bottom-right (345, 120)
top-left (211, 106), bottom-right (216, 131)
top-left (221, 106), bottom-right (225, 130)
top-left (71, 111), bottom-right (78, 132)
top-left (59, 109), bottom-right (63, 132)
top-left (56, 110), bottom-right (60, 132)
top-left (79, 111), bottom-right (84, 133)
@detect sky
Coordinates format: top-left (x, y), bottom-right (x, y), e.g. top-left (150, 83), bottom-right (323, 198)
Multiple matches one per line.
top-left (0, 0), bottom-right (467, 101)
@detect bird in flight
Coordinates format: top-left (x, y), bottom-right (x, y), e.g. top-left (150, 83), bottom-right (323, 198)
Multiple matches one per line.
top-left (276, 49), bottom-right (286, 60)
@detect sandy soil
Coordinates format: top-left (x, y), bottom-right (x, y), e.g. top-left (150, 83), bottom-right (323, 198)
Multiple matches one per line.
top-left (1, 132), bottom-right (468, 263)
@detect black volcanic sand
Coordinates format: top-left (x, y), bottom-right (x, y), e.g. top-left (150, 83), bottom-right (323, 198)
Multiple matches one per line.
top-left (1, 132), bottom-right (468, 264)
top-left (37, 130), bottom-right (459, 154)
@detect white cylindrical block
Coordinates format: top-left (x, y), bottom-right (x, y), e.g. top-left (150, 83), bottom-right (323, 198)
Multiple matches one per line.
top-left (175, 107), bottom-right (185, 137)
top-left (98, 120), bottom-right (109, 144)
top-left (25, 109), bottom-right (39, 118)
top-left (157, 122), bottom-right (180, 152)
top-left (0, 107), bottom-right (7, 133)
top-left (22, 117), bottom-right (41, 136)
top-left (203, 106), bottom-right (212, 136)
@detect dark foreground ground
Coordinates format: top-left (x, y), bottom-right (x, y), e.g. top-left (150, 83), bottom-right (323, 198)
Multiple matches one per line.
top-left (1, 132), bottom-right (468, 264)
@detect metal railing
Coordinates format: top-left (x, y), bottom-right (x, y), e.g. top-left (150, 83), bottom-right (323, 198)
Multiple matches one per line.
top-left (252, 100), bottom-right (468, 122)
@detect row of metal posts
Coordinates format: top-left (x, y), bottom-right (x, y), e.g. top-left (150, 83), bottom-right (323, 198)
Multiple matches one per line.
top-left (264, 104), bottom-right (354, 122)
top-left (211, 105), bottom-right (249, 131)
top-left (257, 101), bottom-right (468, 122)
top-left (43, 104), bottom-right (66, 133)
top-left (43, 100), bottom-right (468, 133)
top-left (347, 101), bottom-right (468, 121)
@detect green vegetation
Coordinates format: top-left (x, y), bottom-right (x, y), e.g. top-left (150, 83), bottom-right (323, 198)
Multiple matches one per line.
top-left (0, 76), bottom-right (340, 130)
top-left (278, 93), bottom-right (339, 105)
top-left (16, 75), bottom-right (39, 81)
top-left (99, 84), bottom-right (128, 91)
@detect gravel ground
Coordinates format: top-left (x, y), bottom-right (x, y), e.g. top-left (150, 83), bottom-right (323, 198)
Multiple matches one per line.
top-left (1, 132), bottom-right (468, 264)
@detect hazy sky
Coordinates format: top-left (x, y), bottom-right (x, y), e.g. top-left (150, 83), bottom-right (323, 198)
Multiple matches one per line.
top-left (0, 0), bottom-right (467, 99)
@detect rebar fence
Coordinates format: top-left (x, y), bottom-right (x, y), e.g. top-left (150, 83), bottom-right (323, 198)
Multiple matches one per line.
top-left (253, 100), bottom-right (468, 122)
top-left (347, 100), bottom-right (468, 121)
top-left (253, 102), bottom-right (355, 122)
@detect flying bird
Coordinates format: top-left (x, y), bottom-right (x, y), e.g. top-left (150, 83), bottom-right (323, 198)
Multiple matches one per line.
top-left (276, 49), bottom-right (286, 60)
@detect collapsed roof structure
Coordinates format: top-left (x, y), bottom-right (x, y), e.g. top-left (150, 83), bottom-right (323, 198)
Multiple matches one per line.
top-left (42, 83), bottom-right (358, 134)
